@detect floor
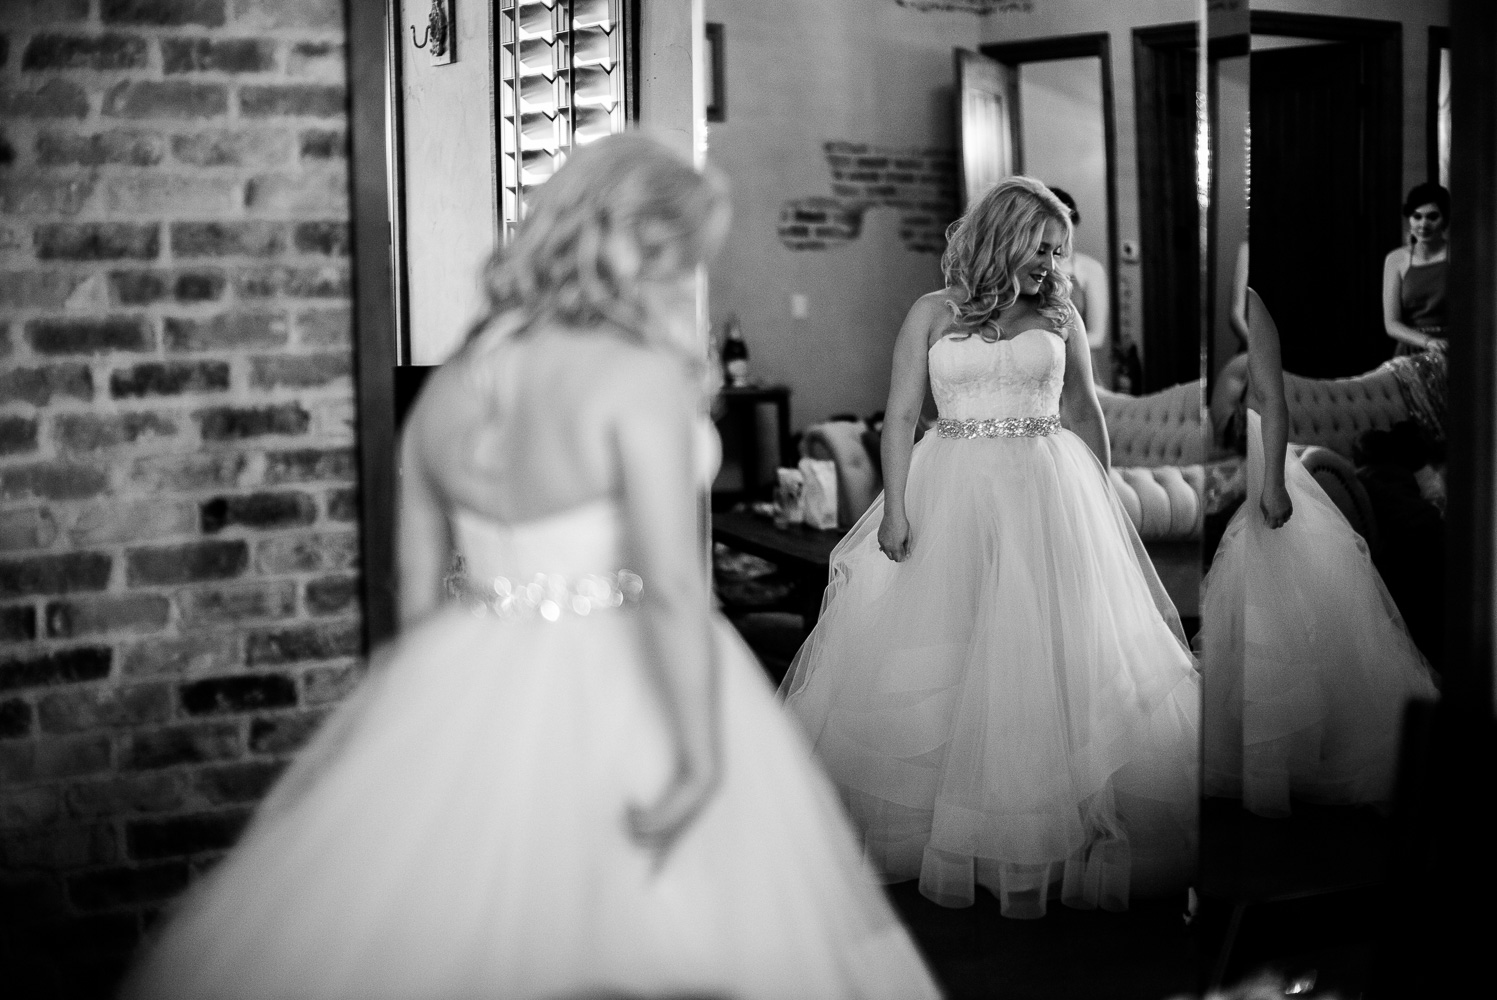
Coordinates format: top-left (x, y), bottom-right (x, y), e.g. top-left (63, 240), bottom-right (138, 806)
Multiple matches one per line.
top-left (723, 608), bottom-right (1384, 1000)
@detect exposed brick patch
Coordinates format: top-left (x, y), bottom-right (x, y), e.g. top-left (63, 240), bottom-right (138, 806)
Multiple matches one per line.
top-left (1, 605), bottom-right (38, 643)
top-left (304, 574), bottom-right (357, 616)
top-left (45, 595), bottom-right (172, 639)
top-left (0, 80), bottom-right (90, 119)
top-left (0, 1), bottom-right (91, 25)
top-left (179, 673), bottom-right (296, 716)
top-left (0, 173), bottom-right (98, 215)
top-left (232, 263), bottom-right (349, 299)
top-left (200, 491), bottom-right (316, 533)
top-left (194, 403), bottom-right (310, 441)
top-left (326, 486), bottom-right (357, 522)
top-left (298, 128), bottom-right (346, 160)
top-left (25, 316), bottom-right (152, 355)
top-left (177, 581), bottom-right (296, 626)
top-left (245, 619), bottom-right (360, 666)
top-left (292, 220), bottom-right (348, 255)
top-left (239, 84), bottom-right (346, 119)
top-left (22, 34), bottom-right (150, 72)
top-left (172, 129), bottom-right (294, 168)
top-left (231, 0), bottom-right (342, 30)
top-left (263, 446), bottom-right (354, 484)
top-left (0, 821), bottom-right (119, 868)
top-left (103, 81), bottom-right (229, 120)
top-left (294, 307), bottom-right (350, 348)
top-left (0, 646), bottom-right (112, 691)
top-left (0, 271), bottom-right (91, 309)
top-left (54, 411), bottom-right (179, 452)
top-left (1, 462), bottom-right (110, 502)
top-left (169, 220), bottom-right (286, 257)
top-left (247, 708), bottom-right (326, 754)
top-left (36, 682), bottom-right (173, 732)
top-left (0, 697), bottom-right (33, 738)
top-left (129, 451), bottom-right (249, 491)
top-left (102, 1), bottom-right (228, 29)
top-left (34, 222), bottom-right (160, 261)
top-left (162, 38), bottom-right (277, 76)
top-left (302, 660), bottom-right (361, 704)
top-left (125, 808), bottom-right (250, 860)
top-left (121, 721), bottom-right (241, 771)
top-left (126, 539), bottom-right (248, 586)
top-left (120, 633), bottom-right (240, 679)
top-left (164, 311), bottom-right (287, 350)
top-left (287, 41), bottom-right (344, 78)
top-left (0, 415), bottom-right (39, 456)
top-left (243, 171), bottom-right (348, 214)
top-left (36, 129), bottom-right (165, 167)
top-left (2, 506), bottom-right (61, 551)
top-left (250, 353), bottom-right (350, 389)
top-left (110, 360), bottom-right (231, 398)
top-left (253, 531), bottom-right (357, 574)
top-left (65, 771), bottom-right (184, 819)
top-left (67, 861), bottom-right (190, 911)
top-left (779, 141), bottom-right (958, 254)
top-left (103, 174), bottom-right (241, 214)
top-left (0, 553), bottom-right (113, 599)
top-left (0, 365), bottom-right (95, 406)
top-left (67, 497), bottom-right (198, 546)
top-left (191, 759), bottom-right (285, 804)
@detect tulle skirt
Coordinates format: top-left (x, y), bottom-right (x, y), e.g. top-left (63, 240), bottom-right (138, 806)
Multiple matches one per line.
top-left (120, 607), bottom-right (941, 1000)
top-left (1198, 409), bottom-right (1439, 817)
top-left (779, 427), bottom-right (1200, 918)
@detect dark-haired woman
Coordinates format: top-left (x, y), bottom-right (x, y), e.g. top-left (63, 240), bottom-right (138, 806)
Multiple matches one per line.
top-left (781, 177), bottom-right (1198, 920)
top-left (1382, 182), bottom-right (1450, 356)
top-left (120, 133), bottom-right (941, 1000)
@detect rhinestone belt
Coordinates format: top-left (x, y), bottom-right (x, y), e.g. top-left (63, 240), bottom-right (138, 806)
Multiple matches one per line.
top-left (444, 556), bottom-right (643, 621)
top-left (936, 415), bottom-right (1061, 439)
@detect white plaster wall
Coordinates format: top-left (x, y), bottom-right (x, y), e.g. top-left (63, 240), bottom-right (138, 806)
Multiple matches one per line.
top-left (399, 0), bottom-right (497, 366)
top-left (1019, 57), bottom-right (1109, 266)
top-left (705, 0), bottom-right (982, 427)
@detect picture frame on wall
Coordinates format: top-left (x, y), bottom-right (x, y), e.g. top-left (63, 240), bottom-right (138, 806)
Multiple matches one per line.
top-left (706, 22), bottom-right (726, 122)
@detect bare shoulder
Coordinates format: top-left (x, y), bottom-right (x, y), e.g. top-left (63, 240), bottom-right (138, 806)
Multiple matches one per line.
top-left (907, 289), bottom-right (957, 344)
top-left (1384, 246), bottom-right (1411, 272)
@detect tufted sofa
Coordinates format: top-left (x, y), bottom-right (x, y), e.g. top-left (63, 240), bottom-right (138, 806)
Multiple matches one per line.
top-left (801, 382), bottom-right (1211, 543)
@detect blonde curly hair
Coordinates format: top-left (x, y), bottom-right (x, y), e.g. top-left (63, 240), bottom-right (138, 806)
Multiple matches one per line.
top-left (941, 175), bottom-right (1074, 332)
top-left (469, 131), bottom-right (729, 346)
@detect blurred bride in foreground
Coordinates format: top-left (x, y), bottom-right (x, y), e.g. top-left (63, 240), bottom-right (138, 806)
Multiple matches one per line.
top-left (121, 133), bottom-right (941, 1000)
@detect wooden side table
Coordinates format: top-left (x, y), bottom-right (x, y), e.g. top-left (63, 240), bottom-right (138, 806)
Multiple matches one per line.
top-left (712, 385), bottom-right (793, 508)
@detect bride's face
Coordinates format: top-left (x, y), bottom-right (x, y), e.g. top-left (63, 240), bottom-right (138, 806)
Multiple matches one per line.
top-left (1017, 217), bottom-right (1068, 296)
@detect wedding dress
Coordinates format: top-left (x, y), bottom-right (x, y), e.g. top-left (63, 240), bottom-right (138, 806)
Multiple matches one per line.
top-left (1198, 409), bottom-right (1439, 816)
top-left (121, 418), bottom-right (941, 999)
top-left (781, 318), bottom-right (1200, 919)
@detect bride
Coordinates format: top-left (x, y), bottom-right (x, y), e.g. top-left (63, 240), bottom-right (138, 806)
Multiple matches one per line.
top-left (780, 177), bottom-right (1199, 920)
top-left (120, 133), bottom-right (940, 1000)
top-left (1198, 284), bottom-right (1439, 817)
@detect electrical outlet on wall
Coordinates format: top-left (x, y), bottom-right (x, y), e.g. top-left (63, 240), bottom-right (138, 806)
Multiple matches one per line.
top-left (790, 293), bottom-right (808, 319)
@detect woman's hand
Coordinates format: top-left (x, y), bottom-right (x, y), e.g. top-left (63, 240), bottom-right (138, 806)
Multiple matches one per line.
top-left (878, 510), bottom-right (911, 561)
top-left (1260, 482), bottom-right (1293, 530)
top-left (627, 754), bottom-right (720, 870)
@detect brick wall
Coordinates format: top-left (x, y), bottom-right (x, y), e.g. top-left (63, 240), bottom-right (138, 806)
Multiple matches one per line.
top-left (779, 141), bottom-right (958, 255)
top-left (0, 1), bottom-right (358, 994)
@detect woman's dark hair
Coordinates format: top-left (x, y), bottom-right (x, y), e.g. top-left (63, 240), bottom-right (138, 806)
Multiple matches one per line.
top-left (1048, 186), bottom-right (1081, 226)
top-left (1402, 182), bottom-right (1450, 219)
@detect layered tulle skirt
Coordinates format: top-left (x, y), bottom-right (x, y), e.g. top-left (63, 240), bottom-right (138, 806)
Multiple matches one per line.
top-left (121, 606), bottom-right (941, 999)
top-left (779, 427), bottom-right (1200, 918)
top-left (1198, 409), bottom-right (1439, 817)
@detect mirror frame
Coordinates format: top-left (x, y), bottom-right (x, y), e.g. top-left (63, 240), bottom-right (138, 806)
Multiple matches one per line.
top-left (977, 32), bottom-right (1120, 391)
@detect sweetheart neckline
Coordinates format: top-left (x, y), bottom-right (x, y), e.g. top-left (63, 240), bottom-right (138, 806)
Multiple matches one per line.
top-left (928, 326), bottom-right (1065, 353)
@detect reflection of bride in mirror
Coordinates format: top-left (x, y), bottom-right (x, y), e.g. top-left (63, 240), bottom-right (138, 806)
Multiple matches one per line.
top-left (1047, 187), bottom-right (1111, 385)
top-left (1198, 269), bottom-right (1440, 819)
top-left (780, 178), bottom-right (1199, 920)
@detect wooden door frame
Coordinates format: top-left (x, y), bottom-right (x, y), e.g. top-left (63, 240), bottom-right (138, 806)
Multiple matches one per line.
top-left (1132, 21), bottom-right (1198, 393)
top-left (979, 33), bottom-right (1119, 390)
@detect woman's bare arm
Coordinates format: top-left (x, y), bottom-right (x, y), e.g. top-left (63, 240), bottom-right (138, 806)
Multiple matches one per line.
top-left (609, 351), bottom-right (719, 855)
top-left (1243, 287), bottom-right (1293, 527)
top-left (877, 295), bottom-right (938, 560)
top-left (1059, 308), bottom-right (1110, 468)
top-left (396, 411), bottom-right (452, 630)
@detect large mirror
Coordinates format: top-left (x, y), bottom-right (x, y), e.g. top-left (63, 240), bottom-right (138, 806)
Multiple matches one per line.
top-left (1198, 0), bottom-right (1455, 992)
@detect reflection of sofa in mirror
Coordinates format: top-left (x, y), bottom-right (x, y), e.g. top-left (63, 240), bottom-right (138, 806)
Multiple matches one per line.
top-left (1208, 353), bottom-right (1412, 549)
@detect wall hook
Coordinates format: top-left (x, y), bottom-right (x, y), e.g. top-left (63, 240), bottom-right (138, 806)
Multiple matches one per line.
top-left (411, 23), bottom-right (430, 49)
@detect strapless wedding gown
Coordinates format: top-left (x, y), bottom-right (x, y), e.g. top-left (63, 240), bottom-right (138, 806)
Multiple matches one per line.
top-left (120, 427), bottom-right (941, 999)
top-left (1198, 409), bottom-right (1439, 816)
top-left (780, 327), bottom-right (1200, 919)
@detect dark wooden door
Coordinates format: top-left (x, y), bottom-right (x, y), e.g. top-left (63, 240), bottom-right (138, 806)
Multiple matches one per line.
top-left (1134, 26), bottom-right (1201, 393)
top-left (1250, 41), bottom-right (1397, 378)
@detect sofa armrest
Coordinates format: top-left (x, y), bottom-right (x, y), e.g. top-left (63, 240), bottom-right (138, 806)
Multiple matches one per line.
top-left (1108, 464), bottom-right (1204, 541)
top-left (1296, 444), bottom-right (1380, 556)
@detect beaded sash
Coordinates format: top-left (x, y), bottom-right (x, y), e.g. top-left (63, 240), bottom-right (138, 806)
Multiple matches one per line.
top-left (444, 554), bottom-right (643, 621)
top-left (936, 415), bottom-right (1061, 439)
